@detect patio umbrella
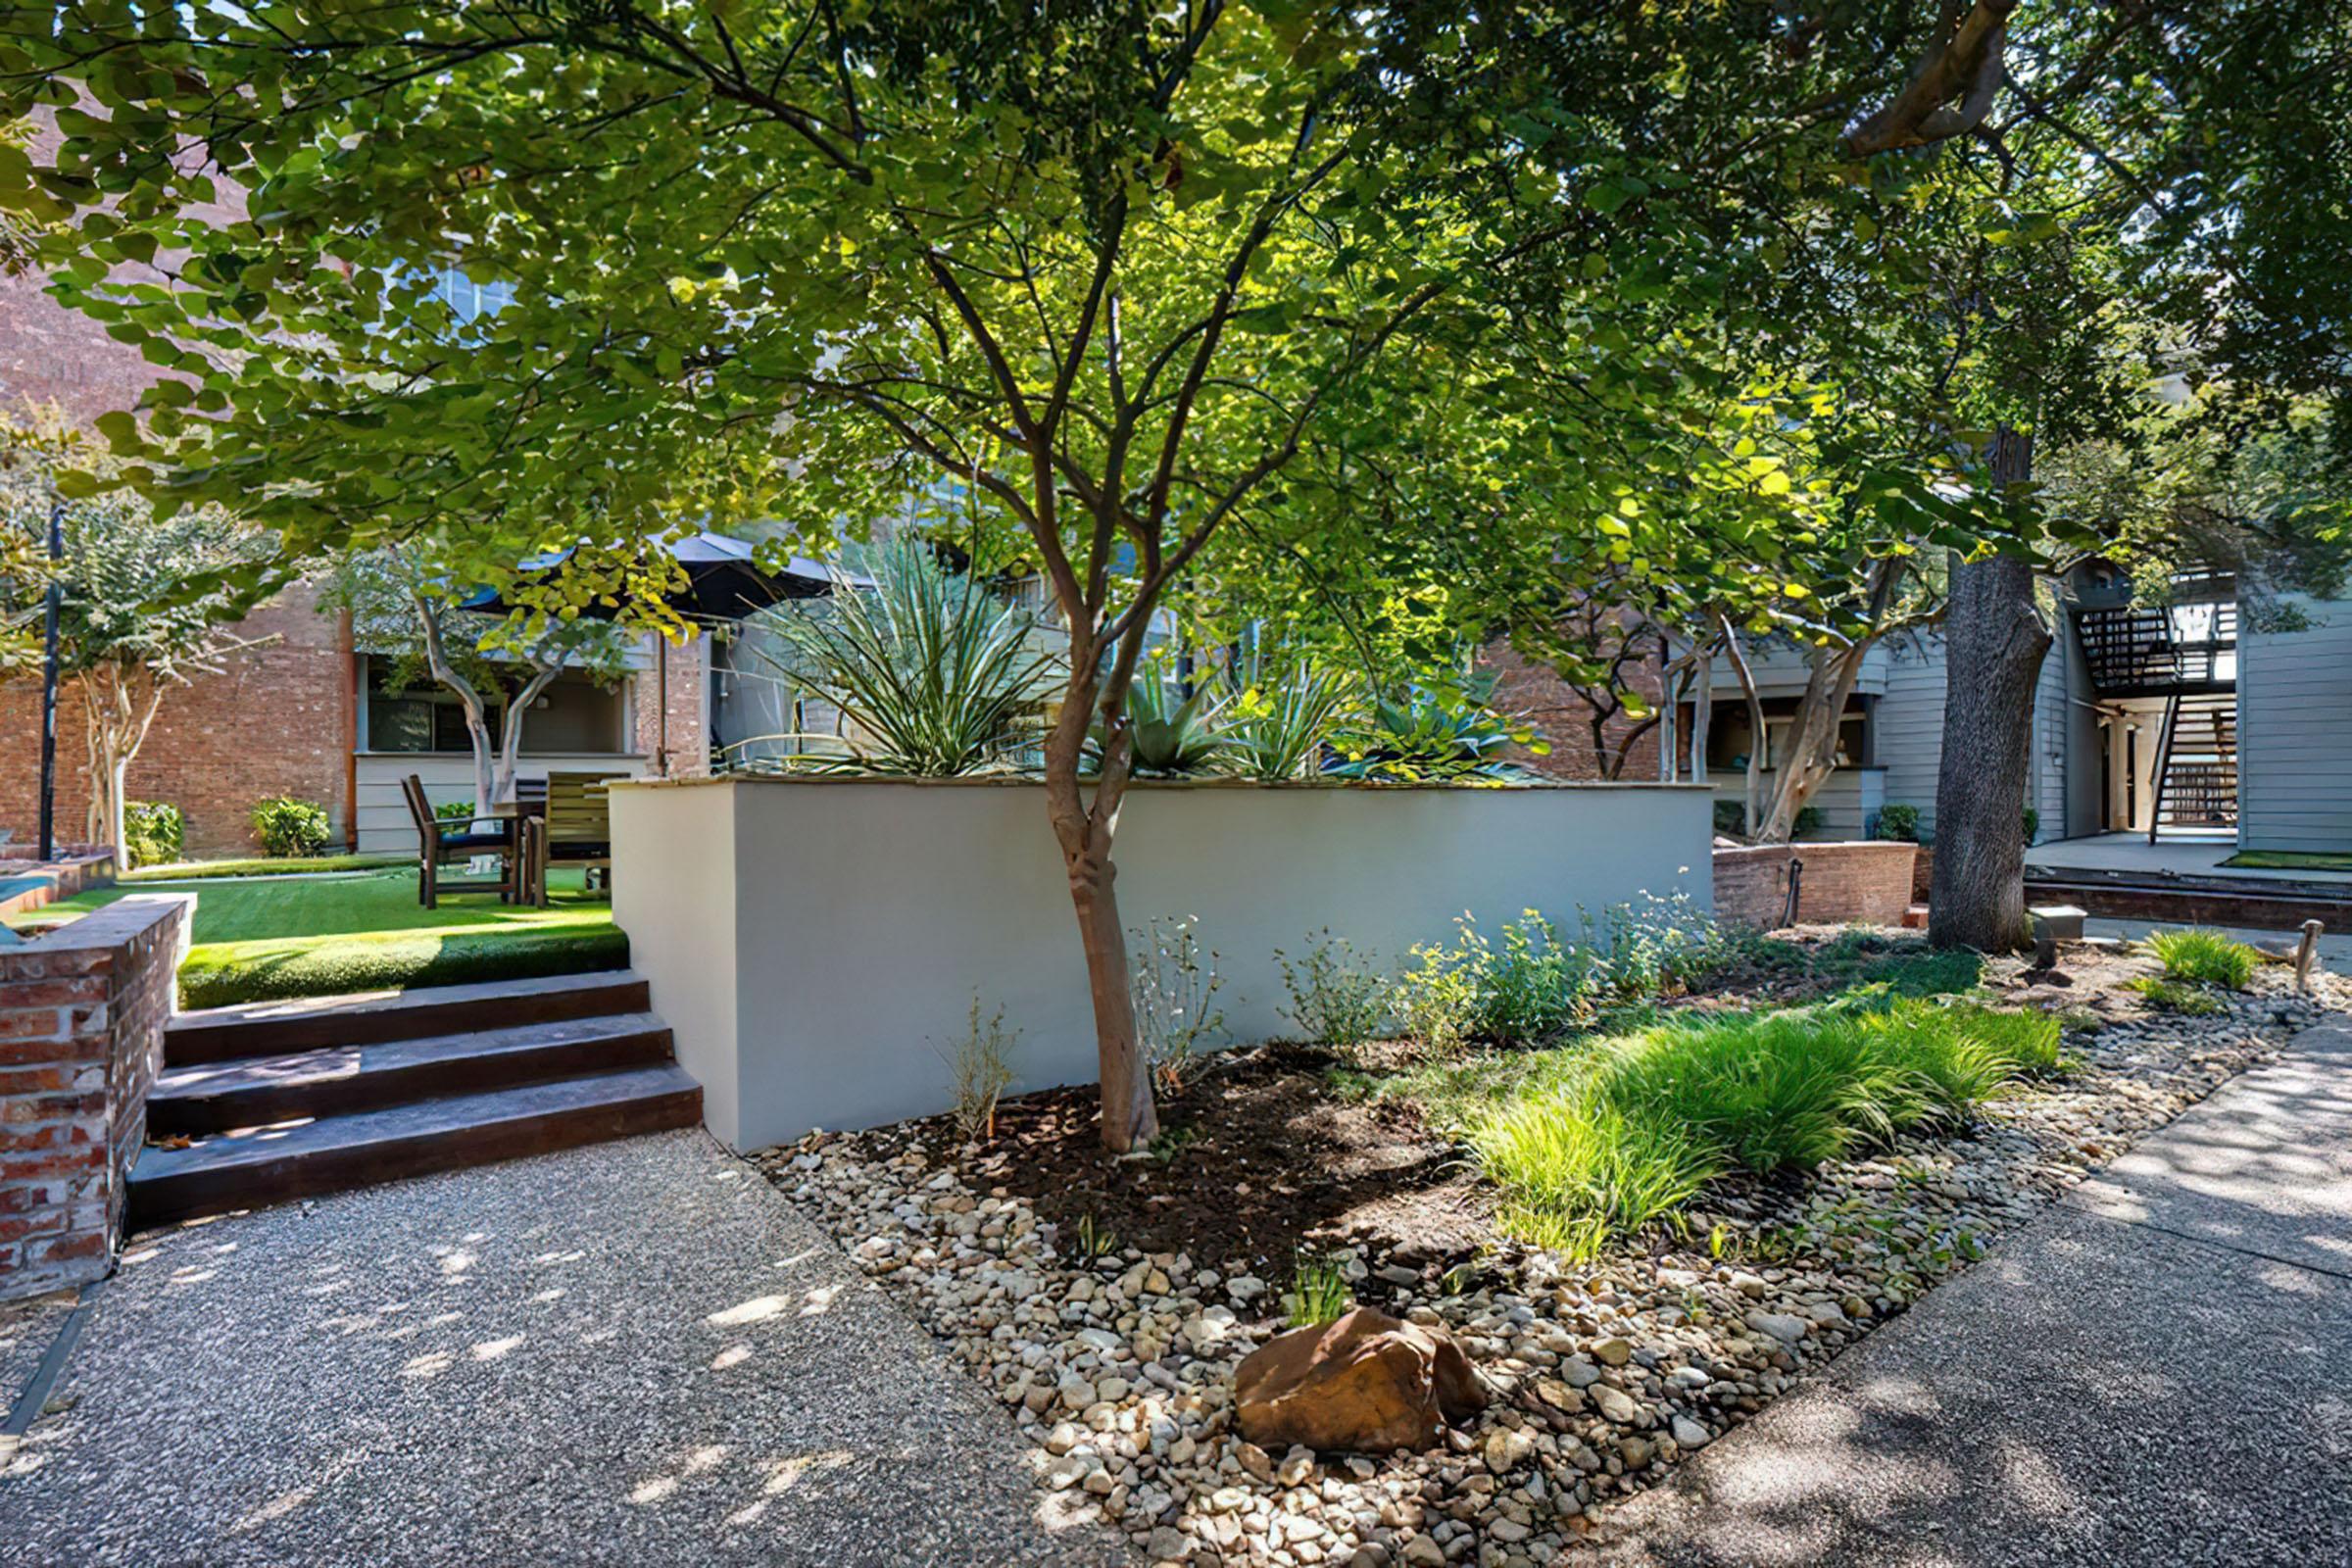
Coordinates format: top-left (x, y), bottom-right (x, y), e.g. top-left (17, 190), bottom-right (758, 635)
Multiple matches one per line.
top-left (458, 530), bottom-right (866, 620)
top-left (459, 531), bottom-right (873, 774)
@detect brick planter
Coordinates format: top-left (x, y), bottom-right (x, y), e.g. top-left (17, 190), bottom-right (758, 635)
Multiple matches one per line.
top-left (1714, 841), bottom-right (1921, 930)
top-left (0, 893), bottom-right (191, 1301)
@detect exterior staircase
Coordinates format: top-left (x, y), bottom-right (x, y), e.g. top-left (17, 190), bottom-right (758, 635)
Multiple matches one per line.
top-left (129, 971), bottom-right (701, 1229)
top-left (2149, 691), bottom-right (2239, 841)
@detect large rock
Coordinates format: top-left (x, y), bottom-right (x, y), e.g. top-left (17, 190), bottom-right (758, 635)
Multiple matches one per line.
top-left (1233, 1307), bottom-right (1485, 1453)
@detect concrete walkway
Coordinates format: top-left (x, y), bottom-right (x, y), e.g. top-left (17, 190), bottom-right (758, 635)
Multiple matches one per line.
top-left (1, 1132), bottom-right (1125, 1568)
top-left (2030, 830), bottom-right (2352, 884)
top-left (1594, 1021), bottom-right (2352, 1566)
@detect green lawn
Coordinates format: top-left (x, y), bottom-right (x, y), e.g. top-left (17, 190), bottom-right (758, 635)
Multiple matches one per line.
top-left (2221, 850), bottom-right (2352, 873)
top-left (17, 867), bottom-right (625, 1008)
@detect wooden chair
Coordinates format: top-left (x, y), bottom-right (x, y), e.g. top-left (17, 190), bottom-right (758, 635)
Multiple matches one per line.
top-left (401, 774), bottom-right (517, 909)
top-left (531, 771), bottom-right (618, 906)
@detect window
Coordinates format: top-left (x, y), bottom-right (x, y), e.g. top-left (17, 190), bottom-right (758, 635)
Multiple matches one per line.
top-left (1708, 698), bottom-right (1873, 771)
top-left (363, 659), bottom-right (627, 755)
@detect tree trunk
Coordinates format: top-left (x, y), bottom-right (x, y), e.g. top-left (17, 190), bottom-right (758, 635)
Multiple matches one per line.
top-left (1688, 642), bottom-right (1713, 783)
top-left (495, 662), bottom-right (564, 805)
top-left (1930, 430), bottom-right (2050, 952)
top-left (1720, 617), bottom-right (1767, 837)
top-left (414, 593), bottom-right (498, 816)
top-left (1040, 643), bottom-right (1160, 1154)
top-left (1752, 559), bottom-right (1907, 844)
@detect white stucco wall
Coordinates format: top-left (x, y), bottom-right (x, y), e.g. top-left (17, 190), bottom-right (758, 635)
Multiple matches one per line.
top-left (611, 776), bottom-right (1714, 1151)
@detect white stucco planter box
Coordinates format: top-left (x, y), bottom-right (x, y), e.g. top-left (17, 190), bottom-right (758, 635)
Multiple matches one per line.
top-left (610, 775), bottom-right (1714, 1151)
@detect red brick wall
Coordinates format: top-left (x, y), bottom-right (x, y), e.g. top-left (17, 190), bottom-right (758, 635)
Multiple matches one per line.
top-left (0, 583), bottom-right (356, 858)
top-left (0, 113), bottom-right (347, 859)
top-left (1481, 639), bottom-right (1665, 783)
top-left (0, 892), bottom-right (189, 1300)
top-left (0, 110), bottom-right (248, 423)
top-left (1714, 841), bottom-right (1921, 930)
top-left (632, 632), bottom-right (709, 775)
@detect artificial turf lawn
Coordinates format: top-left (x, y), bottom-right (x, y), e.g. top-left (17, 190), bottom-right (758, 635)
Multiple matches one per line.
top-left (2221, 850), bottom-right (2352, 873)
top-left (16, 867), bottom-right (624, 1008)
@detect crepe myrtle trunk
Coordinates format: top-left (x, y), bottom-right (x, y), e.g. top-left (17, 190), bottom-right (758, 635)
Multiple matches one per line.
top-left (1931, 430), bottom-right (2050, 953)
top-left (1041, 644), bottom-right (1160, 1154)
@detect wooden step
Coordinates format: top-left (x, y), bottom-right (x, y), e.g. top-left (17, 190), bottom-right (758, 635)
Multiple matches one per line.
top-left (148, 1013), bottom-right (675, 1136)
top-left (128, 1065), bottom-right (703, 1229)
top-left (165, 970), bottom-right (650, 1065)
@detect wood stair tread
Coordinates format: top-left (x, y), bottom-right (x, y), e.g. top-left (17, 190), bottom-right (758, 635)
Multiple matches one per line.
top-left (149, 1013), bottom-right (672, 1131)
top-left (129, 1065), bottom-right (702, 1228)
top-left (165, 969), bottom-right (649, 1063)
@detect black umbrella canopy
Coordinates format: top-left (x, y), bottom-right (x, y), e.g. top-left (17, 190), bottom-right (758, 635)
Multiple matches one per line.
top-left (460, 531), bottom-right (869, 621)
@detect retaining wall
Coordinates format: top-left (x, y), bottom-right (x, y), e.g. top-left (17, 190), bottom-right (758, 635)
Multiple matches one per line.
top-left (612, 777), bottom-right (1714, 1150)
top-left (1713, 841), bottom-right (1920, 930)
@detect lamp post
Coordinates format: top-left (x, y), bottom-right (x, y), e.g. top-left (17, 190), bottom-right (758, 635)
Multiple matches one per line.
top-left (36, 497), bottom-right (62, 862)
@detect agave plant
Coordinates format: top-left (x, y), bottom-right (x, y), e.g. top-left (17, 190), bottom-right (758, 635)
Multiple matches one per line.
top-left (753, 537), bottom-right (1060, 775)
top-left (1225, 659), bottom-right (1354, 781)
top-left (1328, 680), bottom-right (1528, 782)
top-left (1094, 669), bottom-right (1233, 776)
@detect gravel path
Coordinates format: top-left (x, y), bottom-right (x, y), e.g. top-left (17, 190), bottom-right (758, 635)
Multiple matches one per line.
top-left (1592, 1020), bottom-right (2352, 1566)
top-left (0, 1131), bottom-right (1129, 1568)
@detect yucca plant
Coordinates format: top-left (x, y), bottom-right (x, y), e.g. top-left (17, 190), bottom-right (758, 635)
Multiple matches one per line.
top-left (1226, 659), bottom-right (1354, 781)
top-left (754, 538), bottom-right (1059, 775)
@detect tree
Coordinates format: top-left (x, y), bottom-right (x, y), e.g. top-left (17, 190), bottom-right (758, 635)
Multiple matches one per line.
top-left (318, 546), bottom-right (636, 817)
top-left (1, 408), bottom-right (263, 866)
top-left (4, 4), bottom-right (1646, 1151)
top-left (14, 3), bottom-right (2349, 1102)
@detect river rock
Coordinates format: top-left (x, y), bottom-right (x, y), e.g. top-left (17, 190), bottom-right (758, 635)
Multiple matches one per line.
top-left (1234, 1308), bottom-right (1485, 1453)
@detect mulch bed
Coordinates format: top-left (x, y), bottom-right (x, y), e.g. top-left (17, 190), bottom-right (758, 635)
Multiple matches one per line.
top-left (882, 1043), bottom-right (1490, 1276)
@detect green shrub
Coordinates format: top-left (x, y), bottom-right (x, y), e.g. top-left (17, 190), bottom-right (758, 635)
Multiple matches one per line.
top-left (1275, 930), bottom-right (1391, 1052)
top-left (122, 800), bottom-right (183, 868)
top-left (1792, 804), bottom-right (1825, 838)
top-left (2123, 976), bottom-right (2225, 1015)
top-left (2146, 928), bottom-right (2257, 990)
top-left (249, 796), bottom-right (332, 858)
top-left (434, 799), bottom-right (473, 823)
top-left (2022, 807), bottom-right (2040, 845)
top-left (1712, 801), bottom-right (1747, 838)
top-left (1468, 998), bottom-right (2062, 1257)
top-left (1395, 941), bottom-right (1482, 1054)
top-left (1584, 891), bottom-right (1736, 1000)
top-left (1282, 1250), bottom-right (1354, 1328)
top-left (1875, 804), bottom-right (1921, 843)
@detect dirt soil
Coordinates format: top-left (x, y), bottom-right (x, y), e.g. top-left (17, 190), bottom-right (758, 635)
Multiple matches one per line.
top-left (882, 1042), bottom-right (1490, 1277)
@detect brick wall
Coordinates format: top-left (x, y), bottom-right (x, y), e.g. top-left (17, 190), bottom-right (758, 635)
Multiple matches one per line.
top-left (1480, 639), bottom-right (1665, 783)
top-left (632, 632), bottom-right (709, 775)
top-left (1714, 841), bottom-right (1921, 930)
top-left (0, 893), bottom-right (190, 1301)
top-left (0, 110), bottom-right (248, 424)
top-left (0, 114), bottom-right (353, 858)
top-left (0, 583), bottom-right (357, 858)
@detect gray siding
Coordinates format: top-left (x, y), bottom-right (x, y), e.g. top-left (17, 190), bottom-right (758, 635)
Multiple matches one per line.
top-left (1709, 767), bottom-right (1885, 839)
top-left (1870, 626), bottom-right (2068, 845)
top-left (2062, 625), bottom-right (2105, 838)
top-left (2239, 596), bottom-right (2352, 854)
top-left (2030, 628), bottom-right (2069, 843)
top-left (1876, 635), bottom-right (1946, 837)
